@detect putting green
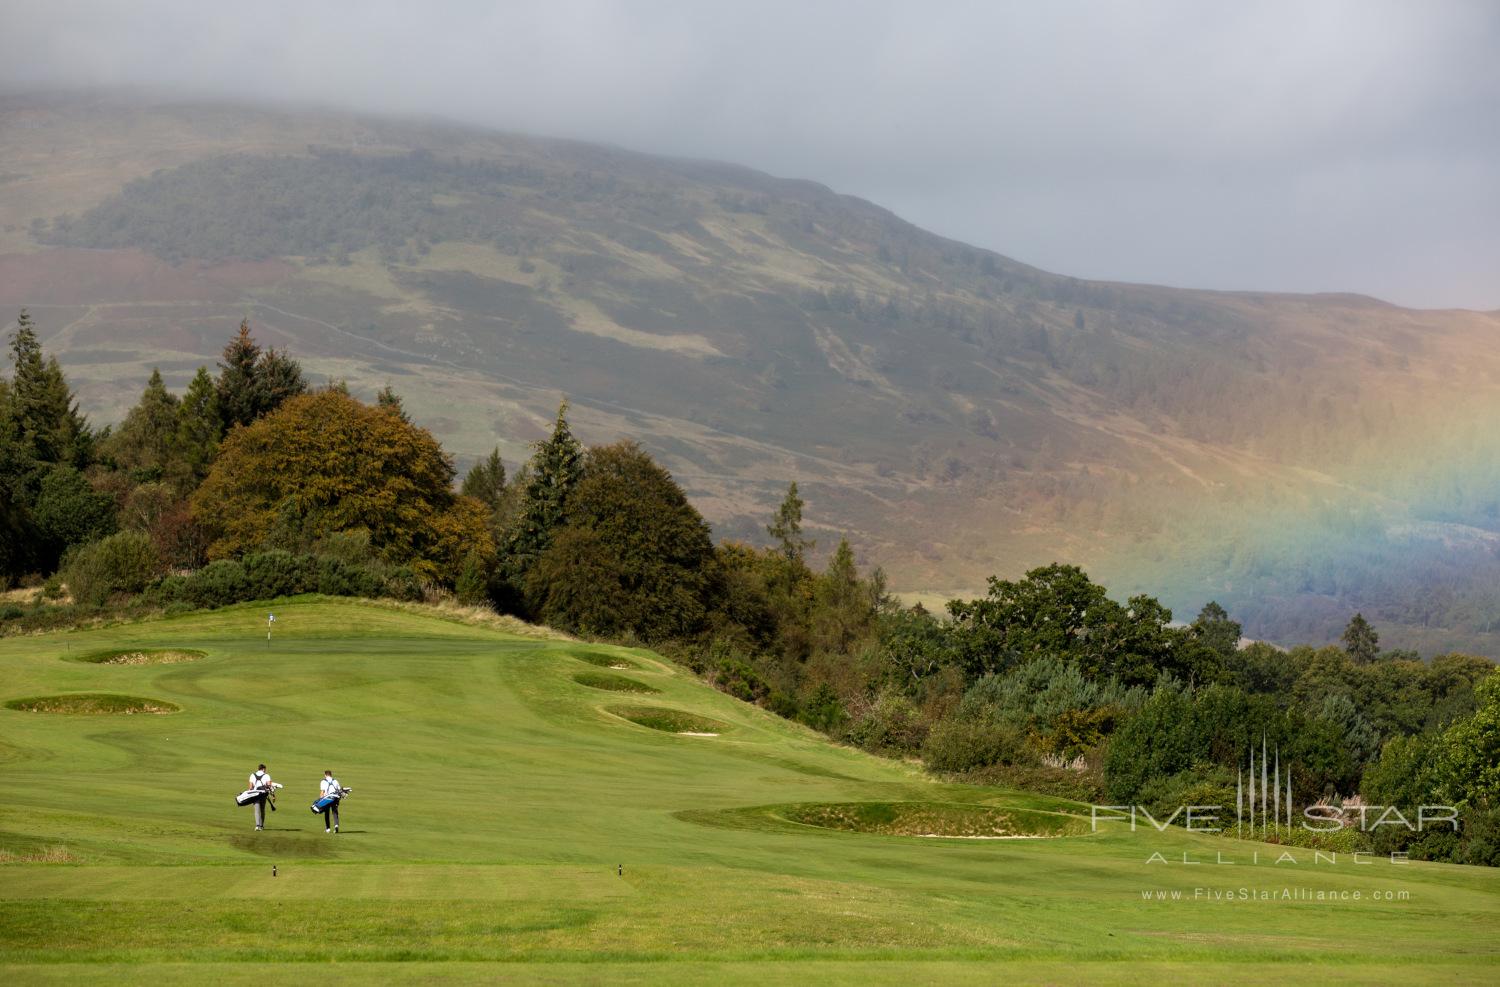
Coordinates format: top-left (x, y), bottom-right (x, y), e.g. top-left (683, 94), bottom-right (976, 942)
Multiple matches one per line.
top-left (0, 596), bottom-right (1496, 985)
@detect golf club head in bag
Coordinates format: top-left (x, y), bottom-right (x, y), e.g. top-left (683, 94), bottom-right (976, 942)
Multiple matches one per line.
top-left (310, 787), bottom-right (352, 814)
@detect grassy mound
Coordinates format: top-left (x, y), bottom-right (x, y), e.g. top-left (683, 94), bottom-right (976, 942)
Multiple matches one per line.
top-left (609, 704), bottom-right (728, 735)
top-left (72, 648), bottom-right (206, 665)
top-left (572, 671), bottom-right (660, 694)
top-left (573, 651), bottom-right (643, 670)
top-left (4, 693), bottom-right (180, 715)
top-left (777, 801), bottom-right (1090, 839)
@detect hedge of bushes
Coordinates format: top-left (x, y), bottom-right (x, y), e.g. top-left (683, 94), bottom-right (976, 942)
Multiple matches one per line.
top-left (146, 550), bottom-right (424, 610)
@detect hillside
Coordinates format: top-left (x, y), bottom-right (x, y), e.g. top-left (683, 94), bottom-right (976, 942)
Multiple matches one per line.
top-left (2, 598), bottom-right (1495, 983)
top-left (3, 92), bottom-right (1500, 649)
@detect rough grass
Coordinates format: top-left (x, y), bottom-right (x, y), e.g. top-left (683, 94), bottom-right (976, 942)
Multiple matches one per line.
top-left (608, 704), bottom-right (727, 735)
top-left (0, 845), bottom-right (74, 864)
top-left (776, 801), bottom-right (1092, 838)
top-left (3, 693), bottom-right (180, 715)
top-left (73, 648), bottom-right (206, 666)
top-left (572, 671), bottom-right (660, 694)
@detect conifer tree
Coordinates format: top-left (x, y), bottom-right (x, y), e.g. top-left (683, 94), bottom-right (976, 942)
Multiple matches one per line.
top-left (174, 367), bottom-right (222, 488)
top-left (376, 384), bottom-right (410, 422)
top-left (500, 401), bottom-right (583, 584)
top-left (215, 319), bottom-right (306, 431)
top-left (109, 368), bottom-right (181, 478)
top-left (1342, 613), bottom-right (1380, 665)
top-left (461, 447), bottom-right (507, 513)
top-left (215, 320), bottom-right (261, 430)
top-left (767, 481), bottom-right (813, 563)
top-left (8, 309), bottom-right (90, 467)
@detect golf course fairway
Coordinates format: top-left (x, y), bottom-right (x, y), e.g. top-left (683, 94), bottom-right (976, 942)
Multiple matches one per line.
top-left (1, 597), bottom-right (1496, 984)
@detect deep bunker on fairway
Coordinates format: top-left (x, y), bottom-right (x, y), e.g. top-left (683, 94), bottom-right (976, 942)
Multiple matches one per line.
top-left (573, 650), bottom-right (644, 670)
top-left (775, 801), bottom-right (1093, 838)
top-left (573, 670), bottom-right (660, 694)
top-left (4, 693), bottom-right (181, 715)
top-left (70, 648), bottom-right (207, 666)
top-left (608, 704), bottom-right (729, 736)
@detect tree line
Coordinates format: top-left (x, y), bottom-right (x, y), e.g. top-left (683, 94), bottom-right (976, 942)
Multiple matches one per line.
top-left (2, 309), bottom-right (1497, 866)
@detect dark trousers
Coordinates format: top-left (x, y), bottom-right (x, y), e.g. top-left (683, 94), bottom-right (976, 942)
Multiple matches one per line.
top-left (323, 803), bottom-right (340, 829)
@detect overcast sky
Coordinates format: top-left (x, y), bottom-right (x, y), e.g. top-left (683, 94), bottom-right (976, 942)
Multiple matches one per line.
top-left (4, 0), bottom-right (1498, 309)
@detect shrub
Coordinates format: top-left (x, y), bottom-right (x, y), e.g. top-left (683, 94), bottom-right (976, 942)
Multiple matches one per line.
top-left (713, 656), bottom-right (769, 704)
top-left (242, 550), bottom-right (314, 598)
top-left (61, 532), bottom-right (161, 606)
top-left (922, 715), bottom-right (1032, 774)
top-left (31, 466), bottom-right (117, 564)
top-left (846, 689), bottom-right (927, 754)
top-left (180, 559), bottom-right (249, 608)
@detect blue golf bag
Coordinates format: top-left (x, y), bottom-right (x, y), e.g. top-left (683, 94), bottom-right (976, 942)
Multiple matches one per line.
top-left (310, 787), bottom-right (351, 813)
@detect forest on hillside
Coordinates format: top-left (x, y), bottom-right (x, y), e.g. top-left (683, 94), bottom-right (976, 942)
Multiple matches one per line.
top-left (34, 145), bottom-right (1500, 653)
top-left (2, 308), bottom-right (1498, 866)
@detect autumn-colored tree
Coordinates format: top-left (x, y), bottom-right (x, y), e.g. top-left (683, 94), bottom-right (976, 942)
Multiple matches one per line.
top-left (191, 389), bottom-right (491, 581)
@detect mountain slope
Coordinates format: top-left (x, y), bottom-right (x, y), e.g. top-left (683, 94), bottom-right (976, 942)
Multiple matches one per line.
top-left (3, 92), bottom-right (1499, 649)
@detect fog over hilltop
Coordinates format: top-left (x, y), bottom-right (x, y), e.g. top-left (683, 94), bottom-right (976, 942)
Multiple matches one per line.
top-left (3, 0), bottom-right (1498, 309)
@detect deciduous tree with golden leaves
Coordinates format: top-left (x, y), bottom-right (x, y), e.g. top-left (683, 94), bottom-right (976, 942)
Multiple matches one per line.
top-left (191, 389), bottom-right (492, 582)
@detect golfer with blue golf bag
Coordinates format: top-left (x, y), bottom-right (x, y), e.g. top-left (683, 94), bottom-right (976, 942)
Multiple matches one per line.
top-left (313, 769), bottom-right (350, 833)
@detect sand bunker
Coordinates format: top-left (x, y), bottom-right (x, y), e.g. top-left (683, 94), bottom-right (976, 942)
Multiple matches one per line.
top-left (609, 704), bottom-right (728, 736)
top-left (5, 693), bottom-right (180, 715)
top-left (74, 648), bottom-right (206, 666)
top-left (777, 801), bottom-right (1090, 839)
top-left (573, 672), bottom-right (661, 695)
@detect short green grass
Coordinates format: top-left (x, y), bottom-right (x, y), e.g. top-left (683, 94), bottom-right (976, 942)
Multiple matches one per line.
top-left (0, 596), bottom-right (1496, 985)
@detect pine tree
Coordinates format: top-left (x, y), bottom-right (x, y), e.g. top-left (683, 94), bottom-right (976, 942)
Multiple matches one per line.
top-left (174, 367), bottom-right (222, 488)
top-left (109, 369), bottom-right (181, 478)
top-left (215, 320), bottom-right (306, 431)
top-left (8, 309), bottom-right (90, 467)
top-left (257, 346), bottom-right (306, 414)
top-left (1192, 601), bottom-right (1243, 659)
top-left (376, 384), bottom-right (409, 422)
top-left (501, 401), bottom-right (583, 584)
top-left (813, 537), bottom-right (869, 654)
top-left (767, 481), bottom-right (813, 563)
top-left (461, 447), bottom-right (507, 512)
top-left (215, 320), bottom-right (261, 431)
top-left (1342, 613), bottom-right (1380, 665)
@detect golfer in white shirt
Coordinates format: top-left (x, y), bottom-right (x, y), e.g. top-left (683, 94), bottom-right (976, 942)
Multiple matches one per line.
top-left (248, 764), bottom-right (274, 830)
top-left (319, 770), bottom-right (343, 833)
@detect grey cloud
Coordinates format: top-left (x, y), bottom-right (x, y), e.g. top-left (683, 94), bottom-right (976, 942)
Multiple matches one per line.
top-left (3, 0), bottom-right (1497, 308)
